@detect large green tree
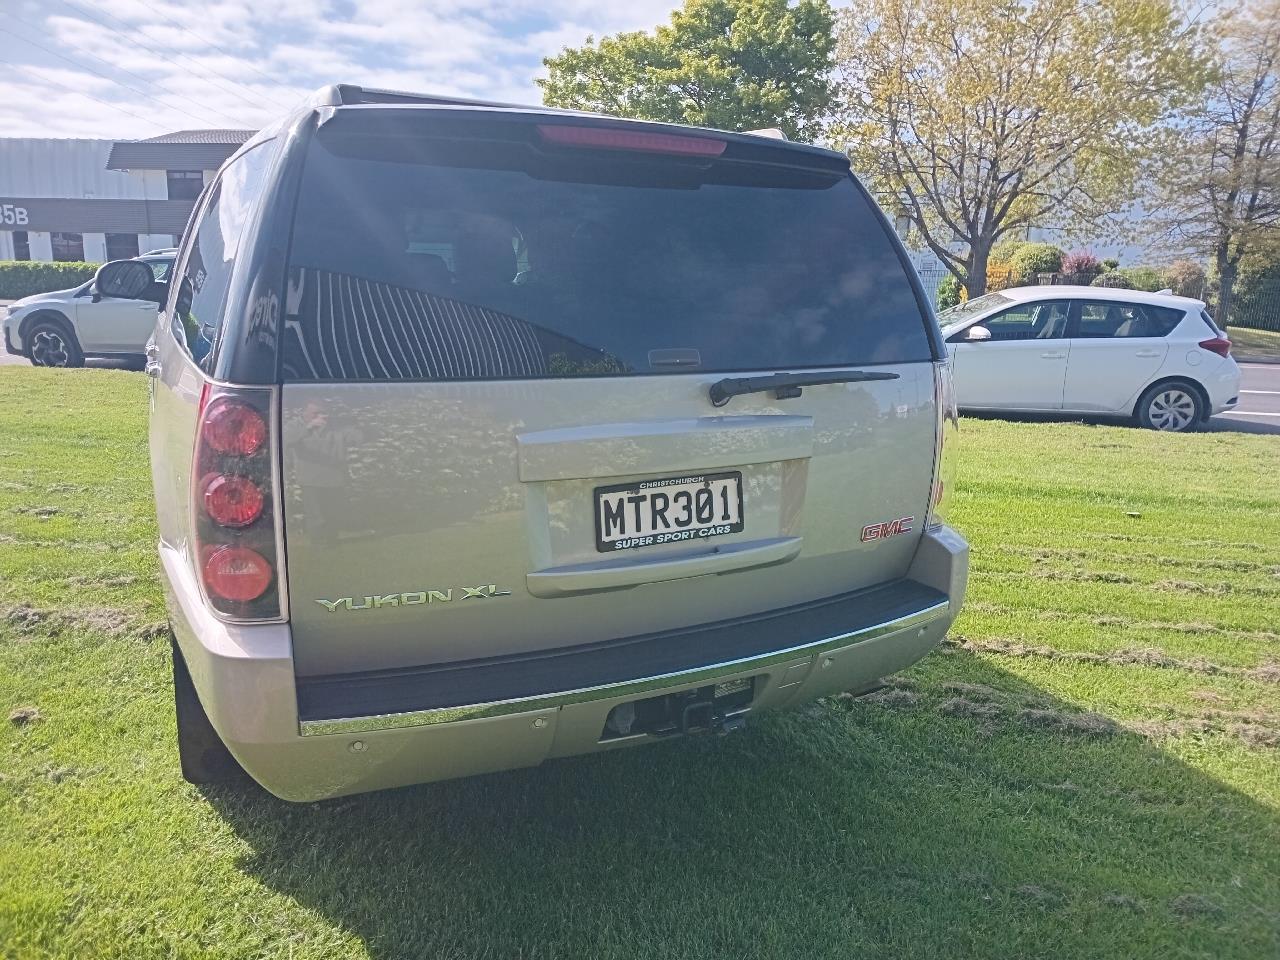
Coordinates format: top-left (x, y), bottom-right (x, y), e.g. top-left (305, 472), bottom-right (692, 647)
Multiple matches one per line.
top-left (834, 0), bottom-right (1212, 296)
top-left (1156, 0), bottom-right (1280, 328)
top-left (538, 0), bottom-right (836, 141)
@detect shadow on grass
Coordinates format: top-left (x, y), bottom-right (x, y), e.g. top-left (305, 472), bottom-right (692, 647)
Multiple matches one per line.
top-left (205, 651), bottom-right (1279, 960)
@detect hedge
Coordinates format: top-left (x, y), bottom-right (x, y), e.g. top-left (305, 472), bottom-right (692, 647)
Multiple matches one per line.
top-left (0, 261), bottom-right (101, 299)
top-left (1006, 243), bottom-right (1064, 283)
top-left (1091, 272), bottom-right (1134, 289)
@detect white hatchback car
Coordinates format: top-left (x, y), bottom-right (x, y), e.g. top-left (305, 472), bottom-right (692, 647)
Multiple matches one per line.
top-left (3, 253), bottom-right (173, 368)
top-left (938, 286), bottom-right (1240, 431)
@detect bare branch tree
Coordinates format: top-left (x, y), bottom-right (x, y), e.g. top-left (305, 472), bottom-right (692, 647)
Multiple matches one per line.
top-left (1155, 0), bottom-right (1280, 327)
top-left (834, 0), bottom-right (1212, 296)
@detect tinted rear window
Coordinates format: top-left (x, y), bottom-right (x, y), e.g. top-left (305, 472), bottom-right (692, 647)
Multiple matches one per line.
top-left (281, 124), bottom-right (932, 381)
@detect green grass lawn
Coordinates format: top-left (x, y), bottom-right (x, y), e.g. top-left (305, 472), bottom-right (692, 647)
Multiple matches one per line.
top-left (1, 368), bottom-right (1277, 960)
top-left (1229, 326), bottom-right (1280, 361)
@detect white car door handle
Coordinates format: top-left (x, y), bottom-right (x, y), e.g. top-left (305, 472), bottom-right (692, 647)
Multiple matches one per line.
top-left (1040, 351), bottom-right (1066, 359)
top-left (1134, 349), bottom-right (1162, 358)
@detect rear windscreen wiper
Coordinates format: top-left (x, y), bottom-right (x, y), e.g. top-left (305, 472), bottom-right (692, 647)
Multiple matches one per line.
top-left (708, 370), bottom-right (900, 407)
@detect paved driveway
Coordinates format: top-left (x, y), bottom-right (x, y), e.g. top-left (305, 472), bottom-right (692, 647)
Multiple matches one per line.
top-left (1210, 362), bottom-right (1280, 434)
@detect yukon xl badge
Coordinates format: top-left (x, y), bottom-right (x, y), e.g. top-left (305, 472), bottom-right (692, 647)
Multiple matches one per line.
top-left (315, 584), bottom-right (511, 612)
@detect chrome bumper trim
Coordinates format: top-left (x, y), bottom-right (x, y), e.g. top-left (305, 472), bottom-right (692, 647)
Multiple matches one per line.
top-left (298, 599), bottom-right (950, 737)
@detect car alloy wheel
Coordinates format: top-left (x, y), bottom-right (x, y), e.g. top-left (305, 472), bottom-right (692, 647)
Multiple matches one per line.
top-left (1148, 387), bottom-right (1197, 431)
top-left (30, 329), bottom-right (72, 367)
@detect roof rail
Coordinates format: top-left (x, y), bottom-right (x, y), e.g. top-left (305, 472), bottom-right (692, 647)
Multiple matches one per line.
top-left (310, 83), bottom-right (540, 111)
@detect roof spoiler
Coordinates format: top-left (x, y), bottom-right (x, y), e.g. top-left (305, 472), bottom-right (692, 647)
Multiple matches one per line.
top-left (743, 128), bottom-right (787, 140)
top-left (310, 84), bottom-right (540, 112)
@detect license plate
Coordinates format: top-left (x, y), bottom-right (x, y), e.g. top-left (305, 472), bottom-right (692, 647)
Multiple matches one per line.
top-left (595, 471), bottom-right (744, 552)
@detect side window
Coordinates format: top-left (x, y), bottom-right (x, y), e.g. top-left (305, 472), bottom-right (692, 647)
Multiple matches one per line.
top-left (168, 142), bottom-right (275, 365)
top-left (1076, 301), bottom-right (1185, 339)
top-left (971, 301), bottom-right (1070, 342)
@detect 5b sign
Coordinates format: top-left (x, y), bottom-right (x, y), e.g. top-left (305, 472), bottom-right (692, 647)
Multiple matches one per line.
top-left (1, 205), bottom-right (29, 226)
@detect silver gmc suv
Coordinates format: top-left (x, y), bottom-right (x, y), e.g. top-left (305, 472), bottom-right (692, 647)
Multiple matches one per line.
top-left (97, 84), bottom-right (968, 801)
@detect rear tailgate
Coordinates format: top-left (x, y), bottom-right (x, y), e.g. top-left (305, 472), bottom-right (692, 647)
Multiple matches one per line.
top-left (279, 109), bottom-right (939, 677)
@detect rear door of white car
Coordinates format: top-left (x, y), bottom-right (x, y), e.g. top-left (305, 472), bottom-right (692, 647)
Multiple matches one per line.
top-left (948, 299), bottom-right (1071, 409)
top-left (1062, 300), bottom-right (1179, 412)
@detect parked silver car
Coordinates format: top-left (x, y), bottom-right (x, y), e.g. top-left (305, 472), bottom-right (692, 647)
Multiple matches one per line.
top-left (96, 84), bottom-right (968, 801)
top-left (3, 254), bottom-right (173, 367)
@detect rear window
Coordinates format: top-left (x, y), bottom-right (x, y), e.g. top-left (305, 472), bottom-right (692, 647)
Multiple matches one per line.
top-left (280, 124), bottom-right (933, 382)
top-left (1075, 301), bottom-right (1187, 339)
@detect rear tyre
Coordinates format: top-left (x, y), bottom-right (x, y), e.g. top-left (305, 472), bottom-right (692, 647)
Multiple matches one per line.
top-left (26, 319), bottom-right (84, 368)
top-left (171, 635), bottom-right (245, 784)
top-left (1136, 381), bottom-right (1203, 432)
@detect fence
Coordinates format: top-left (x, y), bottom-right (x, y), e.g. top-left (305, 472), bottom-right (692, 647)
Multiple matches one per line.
top-left (910, 262), bottom-right (1280, 331)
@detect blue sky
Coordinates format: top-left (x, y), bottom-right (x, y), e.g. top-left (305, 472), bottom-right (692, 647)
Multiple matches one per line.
top-left (0, 0), bottom-right (683, 139)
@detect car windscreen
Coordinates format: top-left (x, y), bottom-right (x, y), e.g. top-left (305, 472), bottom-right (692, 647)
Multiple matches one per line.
top-left (281, 127), bottom-right (934, 382)
top-left (937, 292), bottom-right (1012, 329)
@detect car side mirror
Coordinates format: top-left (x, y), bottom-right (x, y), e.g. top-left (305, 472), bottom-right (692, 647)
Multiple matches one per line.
top-left (965, 324), bottom-right (992, 342)
top-left (94, 259), bottom-right (154, 301)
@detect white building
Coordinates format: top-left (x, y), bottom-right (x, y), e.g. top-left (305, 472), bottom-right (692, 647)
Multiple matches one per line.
top-left (0, 130), bottom-right (252, 263)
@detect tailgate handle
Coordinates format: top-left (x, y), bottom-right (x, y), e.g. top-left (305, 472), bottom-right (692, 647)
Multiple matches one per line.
top-left (526, 536), bottom-right (802, 598)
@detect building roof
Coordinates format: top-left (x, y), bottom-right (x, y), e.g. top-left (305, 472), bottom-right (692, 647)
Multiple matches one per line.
top-left (137, 129), bottom-right (255, 145)
top-left (106, 129), bottom-right (256, 172)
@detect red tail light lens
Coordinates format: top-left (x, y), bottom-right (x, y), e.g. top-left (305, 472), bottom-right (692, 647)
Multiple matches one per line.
top-left (191, 386), bottom-right (283, 622)
top-left (202, 399), bottom-right (267, 456)
top-left (1198, 337), bottom-right (1231, 358)
top-left (203, 474), bottom-right (264, 528)
top-left (202, 545), bottom-right (273, 602)
top-left (537, 124), bottom-right (727, 157)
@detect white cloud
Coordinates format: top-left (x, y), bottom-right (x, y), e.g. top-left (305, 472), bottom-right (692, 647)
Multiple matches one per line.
top-left (0, 0), bottom-right (693, 138)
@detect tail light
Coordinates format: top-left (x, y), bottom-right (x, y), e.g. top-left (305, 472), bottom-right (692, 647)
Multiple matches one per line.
top-left (191, 385), bottom-right (285, 621)
top-left (926, 360), bottom-right (957, 530)
top-left (1198, 337), bottom-right (1231, 358)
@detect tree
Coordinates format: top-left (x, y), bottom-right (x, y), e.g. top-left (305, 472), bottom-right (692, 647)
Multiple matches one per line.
top-left (834, 0), bottom-right (1211, 296)
top-left (1156, 0), bottom-right (1280, 328)
top-left (538, 0), bottom-right (836, 141)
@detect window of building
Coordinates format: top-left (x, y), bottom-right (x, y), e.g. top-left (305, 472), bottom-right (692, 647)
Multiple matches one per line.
top-left (166, 170), bottom-right (204, 201)
top-left (51, 232), bottom-right (85, 262)
top-left (12, 231), bottom-right (30, 261)
top-left (105, 233), bottom-right (140, 261)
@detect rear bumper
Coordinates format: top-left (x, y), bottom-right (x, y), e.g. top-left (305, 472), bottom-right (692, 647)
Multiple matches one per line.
top-left (1207, 358), bottom-right (1242, 415)
top-left (162, 524), bottom-right (968, 802)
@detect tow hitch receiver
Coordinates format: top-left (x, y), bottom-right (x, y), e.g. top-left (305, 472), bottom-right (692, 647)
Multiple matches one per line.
top-left (602, 678), bottom-right (755, 741)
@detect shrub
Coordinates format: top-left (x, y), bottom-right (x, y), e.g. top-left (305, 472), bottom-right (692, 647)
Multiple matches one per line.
top-left (1116, 266), bottom-right (1165, 292)
top-left (0, 261), bottom-right (100, 299)
top-left (936, 273), bottom-right (962, 310)
top-left (989, 239), bottom-right (1029, 267)
top-left (1101, 258), bottom-right (1119, 271)
top-left (1091, 271), bottom-right (1134, 288)
top-left (1060, 249), bottom-right (1102, 278)
top-left (987, 263), bottom-right (1019, 291)
top-left (1165, 259), bottom-right (1207, 298)
top-left (1007, 243), bottom-right (1064, 283)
